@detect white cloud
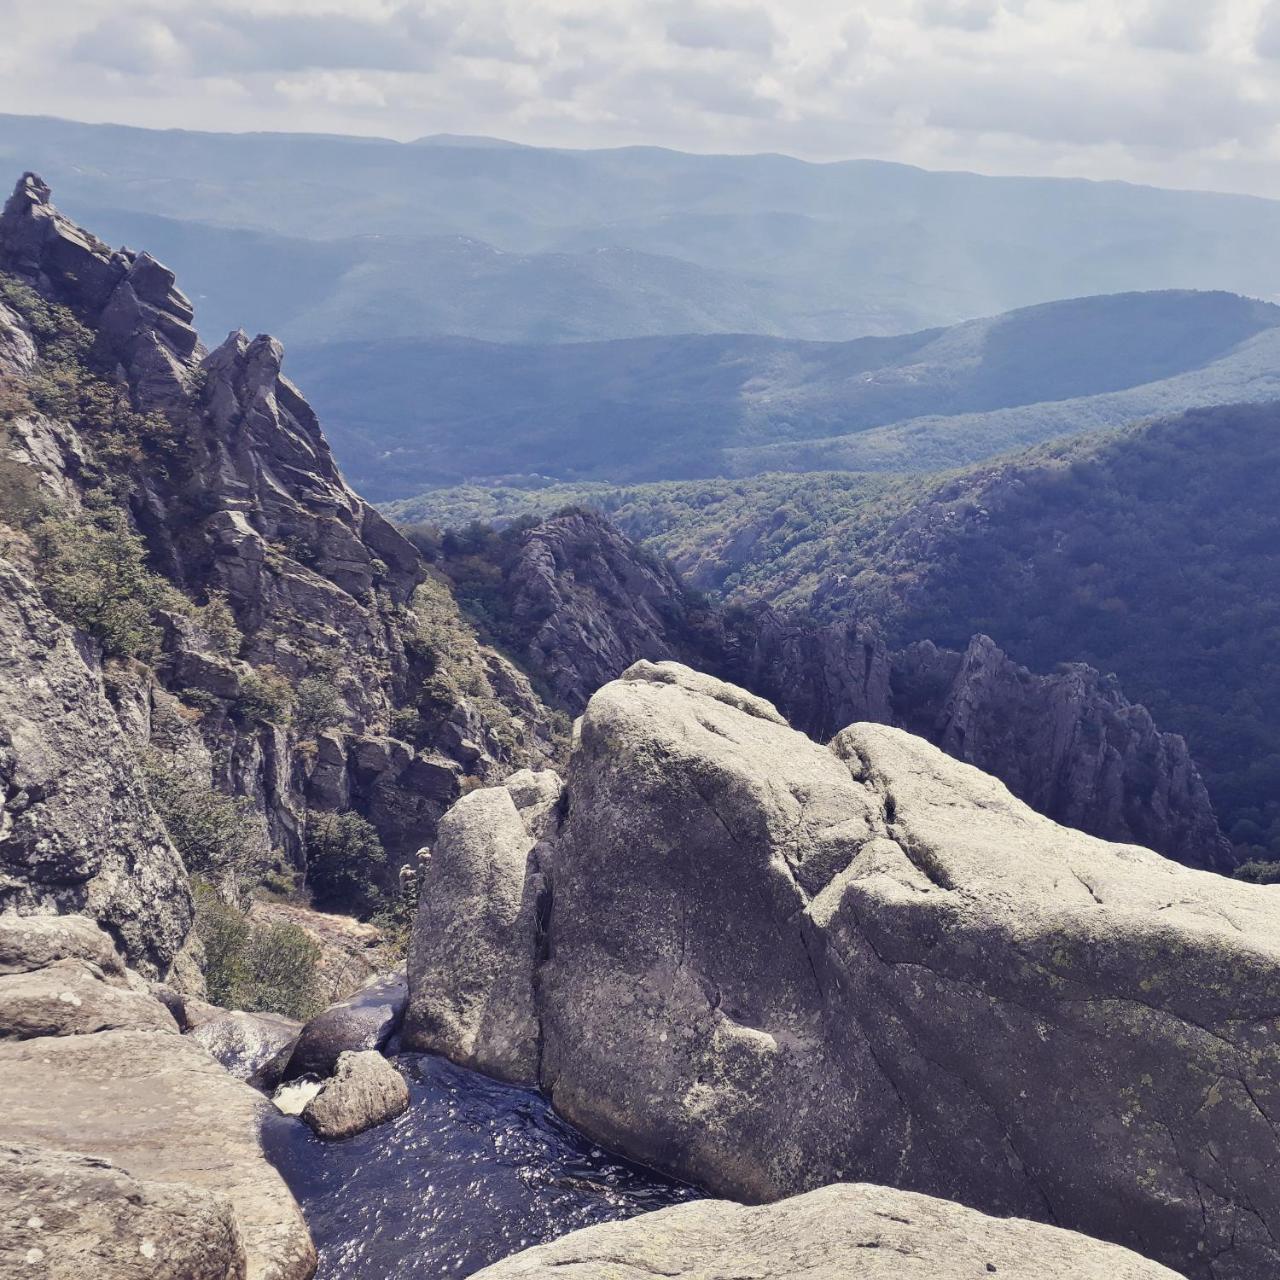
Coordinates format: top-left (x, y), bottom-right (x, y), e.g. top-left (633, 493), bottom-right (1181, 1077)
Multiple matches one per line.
top-left (1, 0), bottom-right (1279, 198)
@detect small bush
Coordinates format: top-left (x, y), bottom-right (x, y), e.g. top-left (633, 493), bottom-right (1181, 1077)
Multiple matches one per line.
top-left (305, 810), bottom-right (387, 915)
top-left (200, 590), bottom-right (242, 658)
top-left (1232, 860), bottom-right (1280, 885)
top-left (235, 665), bottom-right (295, 726)
top-left (294, 675), bottom-right (347, 738)
top-left (32, 500), bottom-right (182, 659)
top-left (193, 881), bottom-right (322, 1019)
top-left (143, 753), bottom-right (261, 882)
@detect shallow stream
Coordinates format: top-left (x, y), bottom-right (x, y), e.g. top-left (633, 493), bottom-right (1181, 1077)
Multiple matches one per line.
top-left (263, 1053), bottom-right (700, 1278)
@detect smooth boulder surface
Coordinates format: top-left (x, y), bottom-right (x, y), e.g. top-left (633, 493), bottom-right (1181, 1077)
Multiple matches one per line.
top-left (471, 1182), bottom-right (1183, 1279)
top-left (0, 914), bottom-right (127, 979)
top-left (301, 1049), bottom-right (410, 1140)
top-left (409, 661), bottom-right (1280, 1280)
top-left (403, 769), bottom-right (560, 1079)
top-left (0, 957), bottom-right (180, 1039)
top-left (0, 1142), bottom-right (245, 1280)
top-left (0, 1029), bottom-right (315, 1280)
top-left (282, 973), bottom-right (407, 1080)
top-left (190, 1010), bottom-right (301, 1091)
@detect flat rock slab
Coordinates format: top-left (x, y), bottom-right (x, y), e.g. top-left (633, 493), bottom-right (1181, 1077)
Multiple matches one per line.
top-left (0, 913), bottom-right (126, 979)
top-left (0, 959), bottom-right (179, 1040)
top-left (302, 1049), bottom-right (409, 1140)
top-left (0, 1141), bottom-right (245, 1279)
top-left (0, 1029), bottom-right (314, 1280)
top-left (471, 1182), bottom-right (1183, 1279)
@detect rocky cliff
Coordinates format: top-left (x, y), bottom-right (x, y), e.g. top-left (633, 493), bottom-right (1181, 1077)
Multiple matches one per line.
top-left (446, 507), bottom-right (1232, 869)
top-left (406, 660), bottom-right (1280, 1280)
top-left (0, 173), bottom-right (556, 926)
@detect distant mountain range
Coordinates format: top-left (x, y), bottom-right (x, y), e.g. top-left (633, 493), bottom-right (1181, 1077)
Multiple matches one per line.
top-left (302, 289), bottom-right (1280, 499)
top-left (7, 113), bottom-right (1280, 349)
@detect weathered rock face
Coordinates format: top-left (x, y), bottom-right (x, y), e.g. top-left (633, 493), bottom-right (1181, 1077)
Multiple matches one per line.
top-left (505, 510), bottom-right (719, 711)
top-left (403, 768), bottom-right (560, 1080)
top-left (0, 173), bottom-right (556, 899)
top-left (189, 1010), bottom-right (301, 1091)
top-left (0, 559), bottom-right (192, 976)
top-left (471, 1182), bottom-right (1182, 1280)
top-left (896, 634), bottom-right (1236, 870)
top-left (0, 1142), bottom-right (246, 1280)
top-left (0, 917), bottom-right (313, 1279)
top-left (478, 510), bottom-right (1229, 868)
top-left (0, 1030), bottom-right (314, 1280)
top-left (408, 661), bottom-right (1280, 1280)
top-left (300, 1049), bottom-right (409, 1140)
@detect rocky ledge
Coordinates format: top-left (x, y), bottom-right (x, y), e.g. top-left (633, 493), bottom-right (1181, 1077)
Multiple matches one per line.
top-left (472, 1182), bottom-right (1182, 1279)
top-left (406, 660), bottom-right (1280, 1280)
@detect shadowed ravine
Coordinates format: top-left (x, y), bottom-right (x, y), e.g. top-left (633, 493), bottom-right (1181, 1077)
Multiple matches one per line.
top-left (262, 1054), bottom-right (700, 1278)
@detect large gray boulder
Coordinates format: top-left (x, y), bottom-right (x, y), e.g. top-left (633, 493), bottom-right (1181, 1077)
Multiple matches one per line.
top-left (0, 1142), bottom-right (245, 1280)
top-left (471, 1182), bottom-right (1182, 1279)
top-left (403, 768), bottom-right (560, 1079)
top-left (0, 958), bottom-right (179, 1039)
top-left (0, 1029), bottom-right (315, 1280)
top-left (189, 1010), bottom-right (301, 1091)
top-left (301, 1049), bottom-right (410, 1140)
top-left (408, 661), bottom-right (1280, 1280)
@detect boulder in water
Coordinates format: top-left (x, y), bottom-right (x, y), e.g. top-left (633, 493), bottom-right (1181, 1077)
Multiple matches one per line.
top-left (301, 1050), bottom-right (410, 1140)
top-left (282, 974), bottom-right (407, 1080)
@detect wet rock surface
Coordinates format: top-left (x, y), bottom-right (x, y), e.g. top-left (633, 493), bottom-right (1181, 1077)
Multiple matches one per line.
top-left (283, 974), bottom-right (407, 1080)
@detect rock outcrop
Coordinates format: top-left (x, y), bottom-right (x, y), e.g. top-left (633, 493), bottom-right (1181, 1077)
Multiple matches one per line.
top-left (190, 1010), bottom-right (301, 1091)
top-left (471, 1182), bottom-right (1182, 1279)
top-left (467, 509), bottom-right (1230, 868)
top-left (403, 768), bottom-right (560, 1080)
top-left (300, 1049), bottom-right (409, 1140)
top-left (407, 661), bottom-right (1280, 1280)
top-left (0, 560), bottom-right (191, 976)
top-left (0, 173), bottom-right (556, 902)
top-left (896, 634), bottom-right (1234, 870)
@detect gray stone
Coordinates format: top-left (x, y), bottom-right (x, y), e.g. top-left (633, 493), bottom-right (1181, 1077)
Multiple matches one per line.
top-left (0, 1141), bottom-right (245, 1280)
top-left (301, 1050), bottom-right (409, 1140)
top-left (0, 1029), bottom-right (314, 1280)
top-left (189, 1010), bottom-right (301, 1091)
top-left (414, 661), bottom-right (1280, 1279)
top-left (0, 958), bottom-right (179, 1039)
top-left (282, 974), bottom-right (407, 1080)
top-left (0, 913), bottom-right (125, 979)
top-left (471, 1182), bottom-right (1182, 1279)
top-left (403, 770), bottom-right (561, 1079)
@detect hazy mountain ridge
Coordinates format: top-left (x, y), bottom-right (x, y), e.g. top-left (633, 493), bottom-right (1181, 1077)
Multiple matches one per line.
top-left (8, 112), bottom-right (1280, 351)
top-left (348, 289), bottom-right (1280, 500)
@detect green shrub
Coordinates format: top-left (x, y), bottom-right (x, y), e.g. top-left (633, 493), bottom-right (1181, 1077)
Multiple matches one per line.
top-left (305, 810), bottom-right (387, 915)
top-left (294, 675), bottom-right (347, 738)
top-left (193, 881), bottom-right (322, 1019)
top-left (235, 665), bottom-right (295, 726)
top-left (200, 590), bottom-right (242, 658)
top-left (33, 501), bottom-right (183, 659)
top-left (143, 753), bottom-right (261, 882)
top-left (1232, 860), bottom-right (1280, 885)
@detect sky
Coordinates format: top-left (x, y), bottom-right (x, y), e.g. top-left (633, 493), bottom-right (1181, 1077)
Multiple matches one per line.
top-left (3, 0), bottom-right (1280, 197)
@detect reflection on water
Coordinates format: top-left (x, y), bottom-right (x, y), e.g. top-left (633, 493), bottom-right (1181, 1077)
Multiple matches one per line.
top-left (262, 1053), bottom-right (700, 1278)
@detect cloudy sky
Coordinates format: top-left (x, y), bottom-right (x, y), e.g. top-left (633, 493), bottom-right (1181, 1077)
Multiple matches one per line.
top-left (3, 0), bottom-right (1280, 197)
